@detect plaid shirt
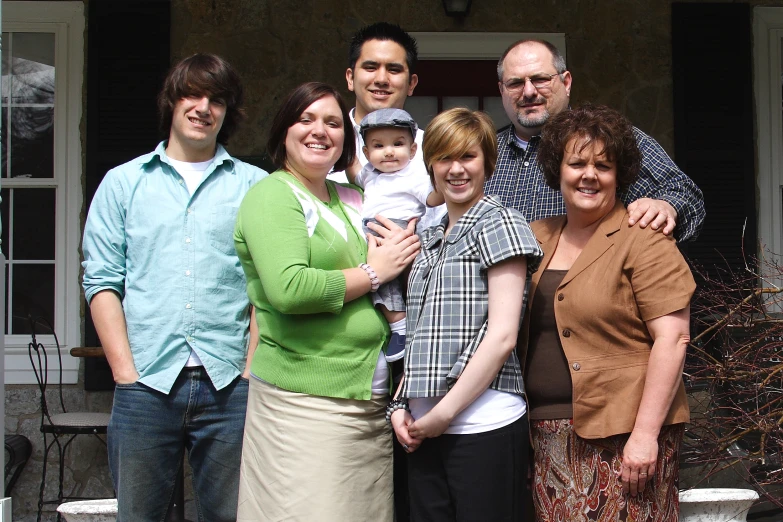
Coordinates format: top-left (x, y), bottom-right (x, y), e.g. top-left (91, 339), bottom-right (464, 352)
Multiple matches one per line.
top-left (485, 126), bottom-right (705, 242)
top-left (401, 196), bottom-right (543, 398)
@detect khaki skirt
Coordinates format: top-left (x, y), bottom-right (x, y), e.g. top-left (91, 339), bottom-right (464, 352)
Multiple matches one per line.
top-left (237, 378), bottom-right (393, 522)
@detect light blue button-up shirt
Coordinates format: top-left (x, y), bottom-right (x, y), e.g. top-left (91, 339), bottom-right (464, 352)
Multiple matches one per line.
top-left (82, 142), bottom-right (267, 393)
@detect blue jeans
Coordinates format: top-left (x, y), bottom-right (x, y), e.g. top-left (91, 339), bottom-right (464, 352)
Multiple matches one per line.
top-left (108, 368), bottom-right (248, 522)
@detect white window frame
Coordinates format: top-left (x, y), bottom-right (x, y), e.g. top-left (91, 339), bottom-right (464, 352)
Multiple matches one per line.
top-left (410, 32), bottom-right (566, 61)
top-left (3, 2), bottom-right (84, 384)
top-left (754, 8), bottom-right (783, 296)
top-left (755, 8), bottom-right (783, 278)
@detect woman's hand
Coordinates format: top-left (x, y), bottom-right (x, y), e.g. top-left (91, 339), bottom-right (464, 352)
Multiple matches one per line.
top-left (620, 307), bottom-right (690, 497)
top-left (391, 409), bottom-right (421, 453)
top-left (619, 429), bottom-right (659, 497)
top-left (366, 216), bottom-right (420, 284)
top-left (408, 408), bottom-right (452, 440)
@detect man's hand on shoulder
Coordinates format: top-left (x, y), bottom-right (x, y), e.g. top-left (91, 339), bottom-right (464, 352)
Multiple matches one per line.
top-left (627, 197), bottom-right (677, 236)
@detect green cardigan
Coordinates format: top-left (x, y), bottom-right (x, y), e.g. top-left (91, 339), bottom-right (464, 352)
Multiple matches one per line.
top-left (234, 170), bottom-right (390, 400)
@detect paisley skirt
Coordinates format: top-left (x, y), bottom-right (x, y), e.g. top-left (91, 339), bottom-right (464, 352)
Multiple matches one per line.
top-left (531, 419), bottom-right (683, 522)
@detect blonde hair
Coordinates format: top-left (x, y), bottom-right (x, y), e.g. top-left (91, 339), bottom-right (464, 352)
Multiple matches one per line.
top-left (422, 108), bottom-right (497, 184)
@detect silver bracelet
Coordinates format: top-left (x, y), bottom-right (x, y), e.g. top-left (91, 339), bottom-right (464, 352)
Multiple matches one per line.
top-left (385, 398), bottom-right (410, 424)
top-left (358, 263), bottom-right (380, 292)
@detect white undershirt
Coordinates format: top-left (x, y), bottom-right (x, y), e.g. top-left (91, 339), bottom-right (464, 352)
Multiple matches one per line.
top-left (168, 156), bottom-right (214, 368)
top-left (410, 390), bottom-right (526, 435)
top-left (371, 351), bottom-right (390, 395)
top-left (513, 132), bottom-right (529, 151)
top-left (168, 157), bottom-right (211, 195)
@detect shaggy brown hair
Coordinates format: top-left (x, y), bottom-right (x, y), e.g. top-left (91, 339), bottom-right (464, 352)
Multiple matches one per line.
top-left (266, 82), bottom-right (355, 173)
top-left (538, 104), bottom-right (641, 192)
top-left (157, 53), bottom-right (245, 145)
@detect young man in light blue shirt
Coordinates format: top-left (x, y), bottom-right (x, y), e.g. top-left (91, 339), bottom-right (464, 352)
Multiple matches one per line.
top-left (82, 53), bottom-right (266, 522)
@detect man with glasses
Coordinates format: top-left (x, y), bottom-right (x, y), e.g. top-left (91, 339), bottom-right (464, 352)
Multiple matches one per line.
top-left (487, 39), bottom-right (705, 241)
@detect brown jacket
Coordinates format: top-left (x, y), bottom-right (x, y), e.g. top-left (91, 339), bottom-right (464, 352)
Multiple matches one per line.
top-left (519, 201), bottom-right (695, 439)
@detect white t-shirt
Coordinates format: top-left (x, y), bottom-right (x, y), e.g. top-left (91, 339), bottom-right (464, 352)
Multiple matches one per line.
top-left (168, 156), bottom-right (214, 368)
top-left (355, 162), bottom-right (433, 222)
top-left (168, 157), bottom-right (211, 195)
top-left (410, 389), bottom-right (526, 435)
top-left (328, 108), bottom-right (446, 229)
top-left (512, 132), bottom-right (529, 151)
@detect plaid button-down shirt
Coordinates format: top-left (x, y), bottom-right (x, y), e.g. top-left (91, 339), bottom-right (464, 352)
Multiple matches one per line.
top-left (401, 196), bottom-right (543, 398)
top-left (485, 126), bottom-right (705, 242)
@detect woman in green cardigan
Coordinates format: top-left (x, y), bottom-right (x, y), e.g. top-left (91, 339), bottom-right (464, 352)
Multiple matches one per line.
top-left (234, 82), bottom-right (420, 521)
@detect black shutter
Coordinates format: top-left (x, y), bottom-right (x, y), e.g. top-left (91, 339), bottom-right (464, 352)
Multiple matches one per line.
top-left (672, 3), bottom-right (756, 279)
top-left (84, 0), bottom-right (171, 383)
top-left (85, 0), bottom-right (171, 206)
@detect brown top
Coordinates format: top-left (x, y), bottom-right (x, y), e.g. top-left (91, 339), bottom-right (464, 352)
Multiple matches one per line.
top-left (518, 201), bottom-right (695, 439)
top-left (525, 269), bottom-right (573, 420)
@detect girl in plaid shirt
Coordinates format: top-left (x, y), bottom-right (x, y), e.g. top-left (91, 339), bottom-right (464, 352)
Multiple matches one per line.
top-left (389, 108), bottom-right (542, 521)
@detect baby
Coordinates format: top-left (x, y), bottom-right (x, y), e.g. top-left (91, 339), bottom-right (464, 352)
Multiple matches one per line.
top-left (348, 108), bottom-right (443, 363)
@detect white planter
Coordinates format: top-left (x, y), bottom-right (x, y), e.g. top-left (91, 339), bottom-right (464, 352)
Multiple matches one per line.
top-left (57, 499), bottom-right (118, 522)
top-left (679, 488), bottom-right (759, 522)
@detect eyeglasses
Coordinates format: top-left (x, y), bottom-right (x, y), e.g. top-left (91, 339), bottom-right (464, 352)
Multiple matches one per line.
top-left (501, 73), bottom-right (562, 94)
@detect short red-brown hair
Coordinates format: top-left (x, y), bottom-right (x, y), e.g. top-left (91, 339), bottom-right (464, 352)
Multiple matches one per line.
top-left (538, 104), bottom-right (641, 192)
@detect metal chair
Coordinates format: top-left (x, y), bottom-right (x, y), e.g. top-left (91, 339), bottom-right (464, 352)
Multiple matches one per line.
top-left (28, 316), bottom-right (111, 522)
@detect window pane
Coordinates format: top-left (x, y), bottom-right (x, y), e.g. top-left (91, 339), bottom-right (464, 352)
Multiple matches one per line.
top-left (13, 188), bottom-right (55, 260)
top-left (11, 107), bottom-right (53, 178)
top-left (1, 188), bottom-right (8, 257)
top-left (1, 107), bottom-right (6, 177)
top-left (10, 263), bottom-right (54, 335)
top-left (1, 32), bottom-right (9, 104)
top-left (11, 33), bottom-right (55, 105)
top-left (483, 97), bottom-right (508, 130)
top-left (406, 96), bottom-right (438, 131)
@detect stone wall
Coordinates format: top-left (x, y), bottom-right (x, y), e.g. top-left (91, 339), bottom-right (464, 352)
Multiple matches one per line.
top-left (169, 0), bottom-right (783, 160)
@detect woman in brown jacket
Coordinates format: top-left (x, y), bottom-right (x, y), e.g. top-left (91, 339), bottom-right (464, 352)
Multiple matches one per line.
top-left (521, 104), bottom-right (695, 521)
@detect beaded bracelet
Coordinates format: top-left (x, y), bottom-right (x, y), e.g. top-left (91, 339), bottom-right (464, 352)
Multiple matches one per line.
top-left (358, 263), bottom-right (380, 292)
top-left (385, 398), bottom-right (411, 424)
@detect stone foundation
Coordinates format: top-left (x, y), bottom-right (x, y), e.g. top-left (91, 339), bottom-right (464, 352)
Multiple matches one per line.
top-left (5, 359), bottom-right (113, 522)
